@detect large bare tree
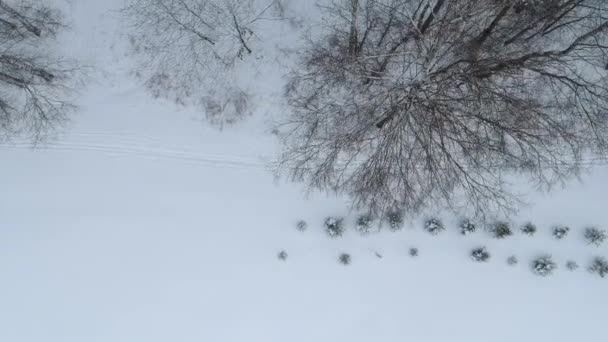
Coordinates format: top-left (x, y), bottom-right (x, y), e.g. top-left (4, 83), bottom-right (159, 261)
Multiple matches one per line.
top-left (0, 0), bottom-right (77, 141)
top-left (278, 0), bottom-right (608, 218)
top-left (123, 0), bottom-right (281, 127)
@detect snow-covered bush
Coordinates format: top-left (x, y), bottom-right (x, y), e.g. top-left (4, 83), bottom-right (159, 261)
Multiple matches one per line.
top-left (589, 257), bottom-right (608, 278)
top-left (521, 222), bottom-right (537, 236)
top-left (424, 218), bottom-right (445, 235)
top-left (386, 210), bottom-right (404, 231)
top-left (277, 250), bottom-right (288, 261)
top-left (324, 217), bottom-right (345, 238)
top-left (532, 256), bottom-right (557, 277)
top-left (470, 247), bottom-right (490, 262)
top-left (492, 221), bottom-right (513, 239)
top-left (566, 260), bottom-right (579, 271)
top-left (355, 214), bottom-right (374, 235)
top-left (296, 220), bottom-right (307, 232)
top-left (584, 227), bottom-right (607, 247)
top-left (339, 253), bottom-right (351, 265)
top-left (507, 256), bottom-right (518, 266)
top-left (409, 247), bottom-right (419, 257)
top-left (460, 219), bottom-right (476, 235)
top-left (552, 225), bottom-right (570, 240)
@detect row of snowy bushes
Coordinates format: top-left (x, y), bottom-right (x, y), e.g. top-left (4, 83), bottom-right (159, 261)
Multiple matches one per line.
top-left (469, 248), bottom-right (607, 277)
top-left (277, 247), bottom-right (608, 278)
top-left (295, 216), bottom-right (607, 247)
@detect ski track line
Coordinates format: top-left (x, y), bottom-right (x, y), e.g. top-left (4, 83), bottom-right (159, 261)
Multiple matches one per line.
top-left (53, 140), bottom-right (257, 162)
top-left (3, 130), bottom-right (262, 163)
top-left (55, 131), bottom-right (257, 160)
top-left (4, 140), bottom-right (608, 170)
top-left (0, 142), bottom-right (270, 170)
top-left (5, 132), bottom-right (608, 171)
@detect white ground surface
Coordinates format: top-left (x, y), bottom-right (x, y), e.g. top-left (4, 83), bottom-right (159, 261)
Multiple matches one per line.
top-left (1, 1), bottom-right (607, 341)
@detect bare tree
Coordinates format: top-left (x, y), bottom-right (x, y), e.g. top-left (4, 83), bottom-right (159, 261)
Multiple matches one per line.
top-left (123, 0), bottom-right (280, 127)
top-left (0, 0), bottom-right (78, 142)
top-left (278, 0), bottom-right (608, 218)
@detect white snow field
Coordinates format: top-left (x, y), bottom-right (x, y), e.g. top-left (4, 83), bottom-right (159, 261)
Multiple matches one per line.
top-left (1, 1), bottom-right (607, 342)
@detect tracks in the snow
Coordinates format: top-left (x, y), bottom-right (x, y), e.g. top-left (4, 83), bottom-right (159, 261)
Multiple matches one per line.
top-left (0, 131), bottom-right (269, 170)
top-left (4, 131), bottom-right (608, 170)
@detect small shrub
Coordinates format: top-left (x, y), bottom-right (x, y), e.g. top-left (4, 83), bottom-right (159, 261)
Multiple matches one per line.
top-left (493, 221), bottom-right (513, 239)
top-left (532, 255), bottom-right (557, 277)
top-left (507, 255), bottom-right (518, 266)
top-left (339, 253), bottom-right (351, 265)
top-left (325, 217), bottom-right (345, 238)
top-left (470, 247), bottom-right (490, 262)
top-left (386, 210), bottom-right (404, 231)
top-left (521, 222), bottom-right (537, 236)
top-left (566, 260), bottom-right (579, 271)
top-left (277, 250), bottom-right (288, 261)
top-left (589, 257), bottom-right (608, 278)
top-left (460, 219), bottom-right (476, 235)
top-left (296, 220), bottom-right (308, 232)
top-left (409, 247), bottom-right (419, 257)
top-left (584, 227), bottom-right (607, 247)
top-left (424, 218), bottom-right (445, 235)
top-left (355, 214), bottom-right (374, 235)
top-left (552, 225), bottom-right (570, 240)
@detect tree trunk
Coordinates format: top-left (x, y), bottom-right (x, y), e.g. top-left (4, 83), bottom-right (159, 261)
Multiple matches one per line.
top-left (349, 0), bottom-right (359, 56)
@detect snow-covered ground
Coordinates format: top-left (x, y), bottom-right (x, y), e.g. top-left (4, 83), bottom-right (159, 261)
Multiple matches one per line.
top-left (1, 1), bottom-right (607, 341)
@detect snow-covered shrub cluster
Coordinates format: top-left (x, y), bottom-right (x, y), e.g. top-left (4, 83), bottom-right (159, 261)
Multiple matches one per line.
top-left (460, 219), bottom-right (476, 235)
top-left (520, 222), bottom-right (537, 236)
top-left (566, 261), bottom-right (579, 271)
top-left (492, 221), bottom-right (513, 239)
top-left (584, 227), bottom-right (606, 247)
top-left (288, 216), bottom-right (607, 277)
top-left (325, 217), bottom-right (345, 238)
top-left (386, 210), bottom-right (404, 231)
top-left (409, 247), bottom-right (419, 257)
top-left (470, 247), bottom-right (490, 262)
top-left (424, 218), bottom-right (445, 235)
top-left (532, 256), bottom-right (557, 276)
top-left (589, 257), bottom-right (608, 278)
top-left (296, 220), bottom-right (307, 232)
top-left (507, 256), bottom-right (518, 266)
top-left (355, 214), bottom-right (374, 234)
top-left (339, 253), bottom-right (351, 265)
top-left (296, 215), bottom-right (606, 256)
top-left (284, 217), bottom-right (607, 279)
top-left (552, 226), bottom-right (570, 240)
